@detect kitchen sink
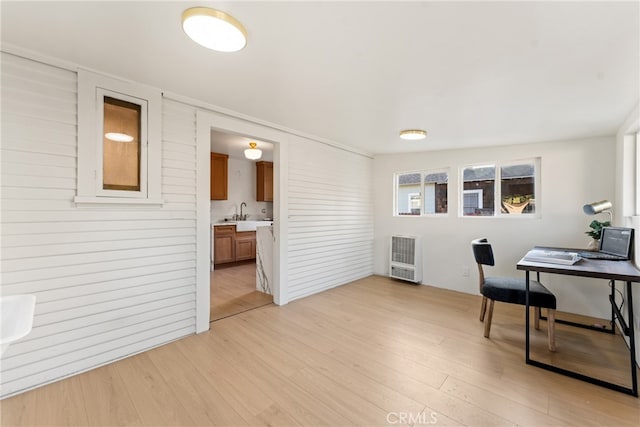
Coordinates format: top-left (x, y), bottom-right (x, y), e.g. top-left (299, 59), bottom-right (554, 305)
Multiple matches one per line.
top-left (235, 220), bottom-right (273, 232)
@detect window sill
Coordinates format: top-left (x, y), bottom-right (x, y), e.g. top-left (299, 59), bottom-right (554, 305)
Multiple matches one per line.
top-left (460, 214), bottom-right (541, 219)
top-left (394, 214), bottom-right (450, 218)
top-left (74, 196), bottom-right (165, 207)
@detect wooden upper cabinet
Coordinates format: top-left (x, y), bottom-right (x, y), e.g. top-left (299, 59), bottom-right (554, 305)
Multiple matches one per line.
top-left (210, 152), bottom-right (228, 200)
top-left (256, 161), bottom-right (273, 202)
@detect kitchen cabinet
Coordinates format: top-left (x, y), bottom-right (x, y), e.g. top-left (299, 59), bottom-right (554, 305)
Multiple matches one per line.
top-left (210, 152), bottom-right (228, 200)
top-left (235, 231), bottom-right (256, 261)
top-left (214, 225), bottom-right (257, 265)
top-left (256, 161), bottom-right (273, 202)
top-left (214, 225), bottom-right (235, 264)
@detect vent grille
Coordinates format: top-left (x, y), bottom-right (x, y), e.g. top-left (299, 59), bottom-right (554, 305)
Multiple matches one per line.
top-left (389, 235), bottom-right (421, 283)
top-left (391, 265), bottom-right (415, 281)
top-left (391, 236), bottom-right (416, 265)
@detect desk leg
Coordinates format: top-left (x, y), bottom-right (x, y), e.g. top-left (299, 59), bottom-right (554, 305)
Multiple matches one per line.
top-left (611, 281), bottom-right (616, 333)
top-left (524, 272), bottom-right (637, 396)
top-left (525, 270), bottom-right (530, 363)
top-left (627, 281), bottom-right (638, 396)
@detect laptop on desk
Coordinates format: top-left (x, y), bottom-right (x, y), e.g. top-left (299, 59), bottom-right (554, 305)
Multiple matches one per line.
top-left (579, 227), bottom-right (634, 261)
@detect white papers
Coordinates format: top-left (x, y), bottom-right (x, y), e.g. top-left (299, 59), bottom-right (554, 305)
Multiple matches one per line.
top-left (524, 249), bottom-right (581, 265)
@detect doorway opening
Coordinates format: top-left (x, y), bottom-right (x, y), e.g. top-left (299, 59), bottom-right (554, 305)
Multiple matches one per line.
top-left (210, 261), bottom-right (272, 321)
top-left (209, 129), bottom-right (275, 322)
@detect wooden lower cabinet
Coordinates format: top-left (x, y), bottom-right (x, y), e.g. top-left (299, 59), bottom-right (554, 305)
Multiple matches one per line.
top-left (235, 231), bottom-right (256, 261)
top-left (214, 225), bottom-right (256, 265)
top-left (214, 225), bottom-right (235, 264)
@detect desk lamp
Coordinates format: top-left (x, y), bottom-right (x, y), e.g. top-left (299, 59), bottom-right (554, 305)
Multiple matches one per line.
top-left (583, 200), bottom-right (613, 224)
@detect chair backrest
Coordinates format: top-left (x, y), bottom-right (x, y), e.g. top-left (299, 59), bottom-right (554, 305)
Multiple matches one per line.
top-left (471, 238), bottom-right (495, 292)
top-left (471, 238), bottom-right (495, 266)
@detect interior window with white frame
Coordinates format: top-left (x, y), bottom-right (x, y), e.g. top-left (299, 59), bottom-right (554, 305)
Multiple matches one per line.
top-left (461, 158), bottom-right (540, 217)
top-left (395, 169), bottom-right (448, 216)
top-left (101, 92), bottom-right (145, 194)
top-left (75, 69), bottom-right (162, 205)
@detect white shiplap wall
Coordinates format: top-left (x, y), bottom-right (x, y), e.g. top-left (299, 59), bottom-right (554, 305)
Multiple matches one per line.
top-left (0, 53), bottom-right (198, 397)
top-left (286, 136), bottom-right (374, 301)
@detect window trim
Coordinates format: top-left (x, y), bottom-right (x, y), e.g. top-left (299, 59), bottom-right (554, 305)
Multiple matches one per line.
top-left (459, 158), bottom-right (541, 218)
top-left (75, 69), bottom-right (163, 206)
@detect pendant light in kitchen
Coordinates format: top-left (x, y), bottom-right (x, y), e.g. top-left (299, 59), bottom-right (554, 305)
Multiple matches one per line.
top-left (244, 142), bottom-right (262, 160)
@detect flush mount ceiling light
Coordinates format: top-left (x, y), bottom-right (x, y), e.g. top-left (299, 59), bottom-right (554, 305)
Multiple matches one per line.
top-left (399, 129), bottom-right (427, 140)
top-left (105, 132), bottom-right (134, 142)
top-left (182, 7), bottom-right (247, 52)
top-left (244, 142), bottom-right (262, 160)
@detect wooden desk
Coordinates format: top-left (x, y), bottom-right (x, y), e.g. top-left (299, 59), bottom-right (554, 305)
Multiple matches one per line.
top-left (517, 247), bottom-right (639, 396)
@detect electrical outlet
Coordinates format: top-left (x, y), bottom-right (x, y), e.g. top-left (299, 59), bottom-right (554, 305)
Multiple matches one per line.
top-left (462, 266), bottom-right (470, 277)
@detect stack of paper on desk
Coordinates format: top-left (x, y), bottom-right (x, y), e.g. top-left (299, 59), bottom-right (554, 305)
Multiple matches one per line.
top-left (524, 249), bottom-right (581, 265)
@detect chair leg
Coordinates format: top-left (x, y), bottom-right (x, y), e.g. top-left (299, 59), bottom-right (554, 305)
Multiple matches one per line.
top-left (480, 296), bottom-right (488, 321)
top-left (547, 309), bottom-right (556, 352)
top-left (483, 299), bottom-right (495, 338)
top-left (534, 306), bottom-right (541, 330)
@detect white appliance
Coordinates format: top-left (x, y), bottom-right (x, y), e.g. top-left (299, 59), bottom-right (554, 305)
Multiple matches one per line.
top-left (389, 235), bottom-right (422, 283)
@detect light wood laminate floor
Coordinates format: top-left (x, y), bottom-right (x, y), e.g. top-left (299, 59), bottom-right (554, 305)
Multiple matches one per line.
top-left (2, 275), bottom-right (639, 426)
top-left (210, 261), bottom-right (273, 322)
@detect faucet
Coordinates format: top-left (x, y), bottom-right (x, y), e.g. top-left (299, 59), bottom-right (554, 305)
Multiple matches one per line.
top-left (240, 202), bottom-right (247, 220)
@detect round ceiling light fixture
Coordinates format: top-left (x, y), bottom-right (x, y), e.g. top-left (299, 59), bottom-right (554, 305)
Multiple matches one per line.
top-left (105, 132), bottom-right (134, 142)
top-left (399, 129), bottom-right (427, 140)
top-left (182, 7), bottom-right (247, 52)
top-left (244, 142), bottom-right (262, 160)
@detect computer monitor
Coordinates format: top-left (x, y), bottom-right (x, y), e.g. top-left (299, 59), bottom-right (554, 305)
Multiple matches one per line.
top-left (599, 227), bottom-right (634, 259)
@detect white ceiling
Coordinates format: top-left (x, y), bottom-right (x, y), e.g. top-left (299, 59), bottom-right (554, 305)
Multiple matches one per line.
top-left (2, 1), bottom-right (638, 155)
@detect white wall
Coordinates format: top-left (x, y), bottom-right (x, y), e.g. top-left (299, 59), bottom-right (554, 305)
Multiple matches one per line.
top-left (286, 135), bottom-right (374, 301)
top-left (210, 157), bottom-right (272, 223)
top-left (1, 53), bottom-right (198, 397)
top-left (373, 136), bottom-right (616, 318)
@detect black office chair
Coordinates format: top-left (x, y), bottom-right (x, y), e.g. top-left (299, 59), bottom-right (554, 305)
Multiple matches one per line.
top-left (471, 238), bottom-right (557, 351)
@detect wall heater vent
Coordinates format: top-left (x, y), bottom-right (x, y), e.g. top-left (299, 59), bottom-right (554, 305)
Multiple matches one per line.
top-left (389, 235), bottom-right (422, 283)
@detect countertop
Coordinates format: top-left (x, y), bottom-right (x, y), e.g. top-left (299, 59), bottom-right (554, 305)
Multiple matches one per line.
top-left (212, 221), bottom-right (273, 227)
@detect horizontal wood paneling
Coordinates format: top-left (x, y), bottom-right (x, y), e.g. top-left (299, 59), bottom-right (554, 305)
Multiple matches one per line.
top-left (6, 297), bottom-right (195, 356)
top-left (2, 219), bottom-right (195, 234)
top-left (1, 235), bottom-right (195, 260)
top-left (1, 227), bottom-right (195, 247)
top-left (2, 297), bottom-right (195, 370)
top-left (0, 210), bottom-right (197, 222)
top-left (0, 53), bottom-right (198, 397)
top-left (2, 258), bottom-right (195, 291)
top-left (286, 137), bottom-right (373, 301)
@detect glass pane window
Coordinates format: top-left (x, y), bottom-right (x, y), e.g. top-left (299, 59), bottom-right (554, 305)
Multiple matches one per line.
top-left (395, 170), bottom-right (448, 216)
top-left (103, 96), bottom-right (142, 191)
top-left (461, 159), bottom-right (540, 217)
top-left (462, 165), bottom-right (495, 216)
top-left (501, 163), bottom-right (536, 214)
top-left (424, 172), bottom-right (448, 214)
top-left (396, 173), bottom-right (421, 215)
